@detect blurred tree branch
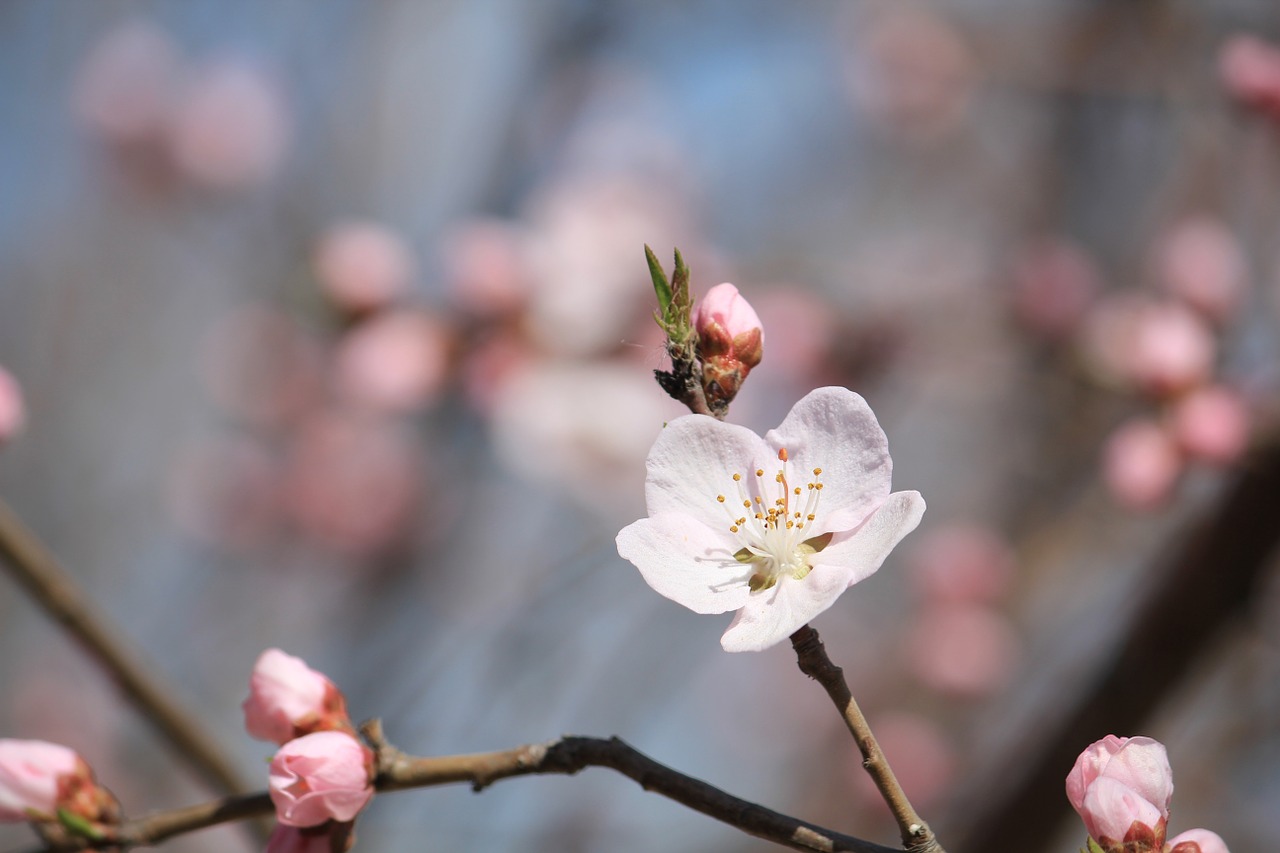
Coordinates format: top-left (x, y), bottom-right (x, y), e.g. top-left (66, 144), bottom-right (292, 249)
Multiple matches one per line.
top-left (947, 432), bottom-right (1280, 852)
top-left (22, 725), bottom-right (905, 853)
top-left (0, 499), bottom-right (254, 798)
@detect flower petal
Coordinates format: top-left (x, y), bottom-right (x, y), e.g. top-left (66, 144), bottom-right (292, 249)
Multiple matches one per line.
top-left (643, 414), bottom-right (771, 530)
top-left (807, 490), bottom-right (926, 583)
top-left (764, 387), bottom-right (893, 534)
top-left (1169, 828), bottom-right (1229, 853)
top-left (617, 514), bottom-right (752, 614)
top-left (719, 559), bottom-right (859, 652)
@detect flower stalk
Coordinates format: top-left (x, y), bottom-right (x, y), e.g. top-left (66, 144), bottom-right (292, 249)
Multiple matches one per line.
top-left (790, 625), bottom-right (944, 853)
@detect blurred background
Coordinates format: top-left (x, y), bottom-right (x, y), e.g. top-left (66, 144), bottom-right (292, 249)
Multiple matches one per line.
top-left (1, 1), bottom-right (1279, 851)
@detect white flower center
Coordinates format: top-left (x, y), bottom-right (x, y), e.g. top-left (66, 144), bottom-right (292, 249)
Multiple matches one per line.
top-left (715, 447), bottom-right (829, 591)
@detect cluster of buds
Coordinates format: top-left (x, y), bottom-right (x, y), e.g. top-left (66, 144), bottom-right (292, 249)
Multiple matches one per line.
top-left (646, 246), bottom-right (765, 414)
top-left (1067, 736), bottom-right (1229, 853)
top-left (243, 649), bottom-right (375, 853)
top-left (0, 739), bottom-right (119, 843)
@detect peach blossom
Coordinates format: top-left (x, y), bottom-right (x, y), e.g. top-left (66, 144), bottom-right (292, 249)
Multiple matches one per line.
top-left (0, 739), bottom-right (81, 821)
top-left (332, 311), bottom-right (448, 412)
top-left (268, 731), bottom-right (373, 827)
top-left (1220, 35), bottom-right (1280, 118)
top-left (1067, 735), bottom-right (1172, 848)
top-left (313, 222), bottom-right (415, 315)
top-left (907, 523), bottom-right (1016, 604)
top-left (1154, 217), bottom-right (1247, 324)
top-left (694, 283), bottom-right (764, 407)
top-left (243, 649), bottom-right (345, 745)
top-left (1010, 239), bottom-right (1100, 340)
top-left (1127, 302), bottom-right (1216, 397)
top-left (1171, 386), bottom-right (1250, 466)
top-left (616, 387), bottom-right (925, 652)
top-left (1103, 419), bottom-right (1182, 510)
top-left (283, 412), bottom-right (422, 557)
top-left (72, 21), bottom-right (180, 147)
top-left (905, 602), bottom-right (1019, 698)
top-left (170, 60), bottom-right (290, 191)
top-left (441, 218), bottom-right (532, 316)
top-left (842, 5), bottom-right (976, 141)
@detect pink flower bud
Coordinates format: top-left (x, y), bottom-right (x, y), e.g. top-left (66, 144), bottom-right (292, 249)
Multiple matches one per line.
top-left (0, 739), bottom-right (81, 821)
top-left (0, 366), bottom-right (25, 446)
top-left (1169, 828), bottom-right (1230, 853)
top-left (1103, 419), bottom-right (1182, 511)
top-left (694, 283), bottom-right (764, 406)
top-left (1220, 35), bottom-right (1280, 118)
top-left (1171, 386), bottom-right (1250, 466)
top-left (268, 731), bottom-right (373, 828)
top-left (243, 649), bottom-right (347, 745)
top-left (1067, 736), bottom-right (1173, 848)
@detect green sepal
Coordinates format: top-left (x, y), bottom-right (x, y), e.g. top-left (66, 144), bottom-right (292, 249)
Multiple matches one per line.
top-left (798, 531), bottom-right (834, 554)
top-left (733, 547), bottom-right (756, 563)
top-left (1084, 838), bottom-right (1106, 853)
top-left (57, 809), bottom-right (105, 841)
top-left (645, 244), bottom-right (672, 317)
top-left (647, 245), bottom-right (695, 349)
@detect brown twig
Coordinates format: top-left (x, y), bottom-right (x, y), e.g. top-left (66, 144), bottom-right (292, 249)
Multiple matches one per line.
top-left (0, 498), bottom-right (254, 798)
top-left (21, 727), bottom-right (904, 853)
top-left (790, 626), bottom-right (944, 853)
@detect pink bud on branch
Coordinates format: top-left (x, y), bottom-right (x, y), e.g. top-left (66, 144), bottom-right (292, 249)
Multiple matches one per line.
top-left (693, 283), bottom-right (764, 408)
top-left (243, 648), bottom-right (351, 745)
top-left (268, 731), bottom-right (374, 828)
top-left (0, 739), bottom-right (119, 835)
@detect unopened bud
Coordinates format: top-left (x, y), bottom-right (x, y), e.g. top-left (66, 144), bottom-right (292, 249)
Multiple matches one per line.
top-left (693, 283), bottom-right (764, 407)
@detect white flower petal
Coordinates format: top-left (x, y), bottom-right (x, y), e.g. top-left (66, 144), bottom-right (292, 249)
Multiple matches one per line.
top-left (809, 490), bottom-right (926, 583)
top-left (617, 513), bottom-right (752, 614)
top-left (643, 414), bottom-right (771, 530)
top-left (764, 387), bottom-right (893, 534)
top-left (720, 561), bottom-right (859, 652)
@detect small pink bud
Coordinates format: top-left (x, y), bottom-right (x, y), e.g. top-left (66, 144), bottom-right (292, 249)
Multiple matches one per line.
top-left (268, 731), bottom-right (373, 828)
top-left (1128, 302), bottom-right (1216, 398)
top-left (1103, 419), bottom-right (1182, 511)
top-left (0, 366), bottom-right (25, 446)
top-left (0, 739), bottom-right (81, 821)
top-left (1171, 386), bottom-right (1250, 466)
top-left (1169, 828), bottom-right (1230, 853)
top-left (1067, 736), bottom-right (1173, 849)
top-left (243, 649), bottom-right (348, 745)
top-left (1220, 35), bottom-right (1280, 118)
top-left (313, 222), bottom-right (415, 315)
top-left (694, 283), bottom-right (764, 406)
top-left (1154, 218), bottom-right (1247, 324)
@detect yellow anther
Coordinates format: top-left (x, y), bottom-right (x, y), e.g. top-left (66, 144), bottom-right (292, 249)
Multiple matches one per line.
top-left (733, 473), bottom-right (742, 481)
top-left (717, 495), bottom-right (725, 503)
top-left (756, 468), bottom-right (764, 477)
top-left (813, 467), bottom-right (822, 475)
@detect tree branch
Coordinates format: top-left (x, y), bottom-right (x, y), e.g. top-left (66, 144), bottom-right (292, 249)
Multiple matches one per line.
top-left (0, 498), bottom-right (254, 798)
top-left (790, 626), bottom-right (944, 853)
top-left (20, 727), bottom-right (905, 853)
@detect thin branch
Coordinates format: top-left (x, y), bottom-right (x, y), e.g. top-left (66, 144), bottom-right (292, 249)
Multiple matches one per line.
top-left (790, 626), bottom-right (944, 853)
top-left (0, 498), bottom-right (254, 798)
top-left (22, 729), bottom-right (904, 853)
